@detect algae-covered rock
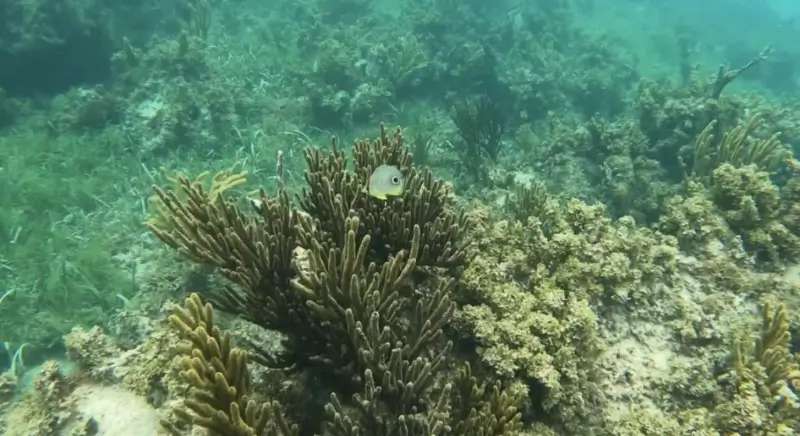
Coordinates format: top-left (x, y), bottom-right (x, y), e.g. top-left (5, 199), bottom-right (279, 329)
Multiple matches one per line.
top-left (711, 164), bottom-right (800, 264)
top-left (660, 164), bottom-right (800, 267)
top-left (455, 200), bottom-right (678, 432)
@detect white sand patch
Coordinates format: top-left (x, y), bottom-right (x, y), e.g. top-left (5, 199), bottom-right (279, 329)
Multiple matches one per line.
top-left (72, 384), bottom-right (160, 435)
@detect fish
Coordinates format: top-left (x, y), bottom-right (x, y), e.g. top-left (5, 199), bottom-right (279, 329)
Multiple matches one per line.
top-left (363, 165), bottom-right (404, 200)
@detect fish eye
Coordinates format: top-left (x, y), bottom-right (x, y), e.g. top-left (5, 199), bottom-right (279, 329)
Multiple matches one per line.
top-left (391, 176), bottom-right (400, 184)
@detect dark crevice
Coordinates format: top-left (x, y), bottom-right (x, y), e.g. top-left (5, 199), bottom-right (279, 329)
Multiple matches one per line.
top-left (0, 27), bottom-right (114, 97)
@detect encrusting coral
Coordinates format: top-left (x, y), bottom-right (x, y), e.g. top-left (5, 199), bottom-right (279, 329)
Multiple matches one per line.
top-left (710, 164), bottom-right (800, 264)
top-left (161, 293), bottom-right (298, 436)
top-left (455, 199), bottom-right (678, 432)
top-left (660, 164), bottom-right (800, 266)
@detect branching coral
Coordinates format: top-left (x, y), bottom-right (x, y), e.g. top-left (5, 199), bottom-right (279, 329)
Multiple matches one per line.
top-left (323, 357), bottom-right (523, 436)
top-left (450, 94), bottom-right (508, 180)
top-left (449, 362), bottom-right (523, 436)
top-left (712, 302), bottom-right (800, 433)
top-left (505, 181), bottom-right (549, 224)
top-left (177, 0), bottom-right (212, 40)
top-left (732, 303), bottom-right (800, 407)
top-left (659, 109), bottom-right (800, 265)
top-left (145, 166), bottom-right (247, 230)
top-left (688, 114), bottom-right (790, 182)
top-left (298, 124), bottom-right (471, 268)
top-left (147, 124), bottom-right (523, 434)
top-left (146, 178), bottom-right (310, 367)
top-left (162, 293), bottom-right (298, 436)
top-left (292, 216), bottom-right (456, 395)
top-left (634, 71), bottom-right (789, 183)
top-left (710, 46), bottom-right (772, 99)
top-left (324, 367), bottom-right (451, 435)
top-left (382, 33), bottom-right (430, 92)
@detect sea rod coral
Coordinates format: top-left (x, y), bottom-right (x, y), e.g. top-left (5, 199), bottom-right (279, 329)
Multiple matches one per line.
top-left (147, 124), bottom-right (521, 435)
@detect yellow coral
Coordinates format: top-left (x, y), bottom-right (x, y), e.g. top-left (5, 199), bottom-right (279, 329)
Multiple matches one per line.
top-left (730, 302), bottom-right (800, 430)
top-left (456, 199), bottom-right (677, 431)
top-left (505, 181), bottom-right (549, 224)
top-left (450, 362), bottom-right (523, 436)
top-left (145, 165), bottom-right (247, 230)
top-left (161, 293), bottom-right (297, 436)
top-left (689, 114), bottom-right (790, 182)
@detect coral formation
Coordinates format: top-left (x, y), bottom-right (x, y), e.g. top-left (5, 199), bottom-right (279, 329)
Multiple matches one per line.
top-left (64, 325), bottom-right (121, 373)
top-left (455, 200), bottom-right (678, 432)
top-left (722, 302), bottom-right (800, 433)
top-left (709, 165), bottom-right (800, 264)
top-left (147, 125), bottom-right (521, 435)
top-left (452, 94), bottom-right (508, 164)
top-left (709, 47), bottom-right (772, 99)
top-left (505, 181), bottom-right (549, 223)
top-left (145, 166), bottom-right (248, 232)
top-left (161, 293), bottom-right (297, 436)
top-left (637, 301), bottom-right (800, 435)
top-left (4, 2), bottom-right (800, 436)
top-left (660, 164), bottom-right (800, 266)
top-left (146, 180), bottom-right (305, 366)
top-left (3, 361), bottom-right (81, 435)
top-left (687, 114), bottom-right (789, 181)
top-left (447, 93), bottom-right (510, 185)
top-left (10, 322), bottom-right (199, 435)
top-left (298, 124), bottom-right (471, 268)
top-left (448, 362), bottom-right (524, 436)
top-left (291, 217), bottom-right (453, 384)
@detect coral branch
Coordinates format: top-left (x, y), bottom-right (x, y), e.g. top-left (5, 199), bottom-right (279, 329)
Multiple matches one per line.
top-left (710, 46), bottom-right (772, 99)
top-left (299, 124), bottom-right (472, 268)
top-left (161, 293), bottom-right (298, 436)
top-left (147, 179), bottom-right (301, 332)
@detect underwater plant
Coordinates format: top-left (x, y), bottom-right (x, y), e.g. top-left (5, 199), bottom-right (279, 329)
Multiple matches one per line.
top-left (450, 94), bottom-right (508, 182)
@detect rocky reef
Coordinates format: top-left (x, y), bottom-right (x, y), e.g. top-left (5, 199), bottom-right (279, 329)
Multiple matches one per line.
top-left (1, 0), bottom-right (799, 435)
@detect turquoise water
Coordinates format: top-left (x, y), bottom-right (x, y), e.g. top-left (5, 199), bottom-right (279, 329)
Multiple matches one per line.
top-left (1, 0), bottom-right (799, 434)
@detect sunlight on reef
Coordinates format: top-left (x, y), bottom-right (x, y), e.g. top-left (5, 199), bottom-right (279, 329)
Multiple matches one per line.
top-left (1, 0), bottom-right (800, 434)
